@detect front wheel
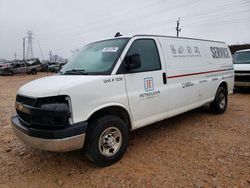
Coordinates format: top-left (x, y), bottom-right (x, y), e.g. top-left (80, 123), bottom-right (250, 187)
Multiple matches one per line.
top-left (84, 115), bottom-right (129, 167)
top-left (210, 86), bottom-right (228, 114)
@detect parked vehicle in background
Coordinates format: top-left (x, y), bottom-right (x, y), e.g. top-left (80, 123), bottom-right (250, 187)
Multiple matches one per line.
top-left (13, 61), bottom-right (42, 75)
top-left (11, 35), bottom-right (234, 167)
top-left (48, 63), bottom-right (66, 72)
top-left (0, 61), bottom-right (14, 75)
top-left (0, 59), bottom-right (42, 75)
top-left (233, 49), bottom-right (250, 87)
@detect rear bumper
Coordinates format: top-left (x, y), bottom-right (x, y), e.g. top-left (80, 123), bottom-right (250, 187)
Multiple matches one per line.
top-left (11, 115), bottom-right (87, 152)
top-left (235, 81), bottom-right (250, 87)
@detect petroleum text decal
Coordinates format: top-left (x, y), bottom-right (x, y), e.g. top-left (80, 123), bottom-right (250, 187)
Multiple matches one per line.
top-left (139, 77), bottom-right (160, 99)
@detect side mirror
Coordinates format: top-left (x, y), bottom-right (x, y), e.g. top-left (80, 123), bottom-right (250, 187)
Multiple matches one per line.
top-left (125, 54), bottom-right (141, 71)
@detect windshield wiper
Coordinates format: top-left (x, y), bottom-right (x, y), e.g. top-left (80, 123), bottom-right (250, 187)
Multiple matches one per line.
top-left (63, 69), bottom-right (88, 75)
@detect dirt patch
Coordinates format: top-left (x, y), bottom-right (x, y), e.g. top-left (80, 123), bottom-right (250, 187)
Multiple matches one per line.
top-left (0, 73), bottom-right (249, 187)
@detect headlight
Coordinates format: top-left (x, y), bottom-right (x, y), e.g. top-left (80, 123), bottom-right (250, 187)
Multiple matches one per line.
top-left (33, 96), bottom-right (71, 127)
top-left (36, 95), bottom-right (70, 114)
top-left (37, 96), bottom-right (68, 106)
top-left (40, 103), bottom-right (69, 111)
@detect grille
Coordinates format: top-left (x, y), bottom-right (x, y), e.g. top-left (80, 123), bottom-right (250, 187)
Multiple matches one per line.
top-left (16, 95), bottom-right (36, 125)
top-left (235, 75), bottom-right (250, 82)
top-left (15, 95), bottom-right (69, 128)
top-left (235, 70), bottom-right (250, 74)
top-left (17, 110), bottom-right (31, 125)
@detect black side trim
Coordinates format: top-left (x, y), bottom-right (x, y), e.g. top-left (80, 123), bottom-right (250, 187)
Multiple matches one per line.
top-left (12, 115), bottom-right (87, 139)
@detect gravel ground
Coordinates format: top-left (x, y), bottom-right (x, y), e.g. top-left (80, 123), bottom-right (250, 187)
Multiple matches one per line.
top-left (0, 73), bottom-right (249, 188)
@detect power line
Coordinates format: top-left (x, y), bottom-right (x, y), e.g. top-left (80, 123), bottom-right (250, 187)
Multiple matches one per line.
top-left (182, 0), bottom-right (249, 20)
top-left (38, 0), bottom-right (199, 40)
top-left (182, 10), bottom-right (250, 28)
top-left (39, 0), bottom-right (249, 44)
top-left (33, 0), bottom-right (250, 55)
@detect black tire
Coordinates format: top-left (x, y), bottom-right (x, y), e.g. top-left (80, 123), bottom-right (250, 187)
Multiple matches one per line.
top-left (84, 115), bottom-right (129, 167)
top-left (210, 86), bottom-right (228, 114)
top-left (31, 69), bottom-right (37, 75)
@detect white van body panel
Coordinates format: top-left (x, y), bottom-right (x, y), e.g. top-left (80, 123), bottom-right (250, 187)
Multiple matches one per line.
top-left (234, 64), bottom-right (250, 71)
top-left (234, 63), bottom-right (250, 87)
top-left (16, 35), bottom-right (234, 131)
top-left (159, 38), bottom-right (233, 111)
top-left (17, 74), bottom-right (131, 126)
top-left (233, 49), bottom-right (250, 87)
top-left (59, 74), bottom-right (130, 125)
top-left (18, 75), bottom-right (115, 98)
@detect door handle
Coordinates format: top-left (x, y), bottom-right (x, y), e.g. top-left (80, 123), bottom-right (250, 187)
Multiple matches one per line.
top-left (163, 72), bottom-right (167, 84)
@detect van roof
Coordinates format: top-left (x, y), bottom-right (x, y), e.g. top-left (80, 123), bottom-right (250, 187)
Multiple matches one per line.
top-left (131, 34), bottom-right (226, 44)
top-left (113, 34), bottom-right (226, 44)
top-left (88, 34), bottom-right (226, 46)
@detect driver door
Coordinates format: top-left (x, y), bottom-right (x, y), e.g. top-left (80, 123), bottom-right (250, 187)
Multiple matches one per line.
top-left (119, 38), bottom-right (168, 129)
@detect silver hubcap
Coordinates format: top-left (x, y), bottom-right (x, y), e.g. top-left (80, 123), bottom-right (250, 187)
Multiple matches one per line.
top-left (219, 93), bottom-right (226, 109)
top-left (98, 127), bottom-right (122, 157)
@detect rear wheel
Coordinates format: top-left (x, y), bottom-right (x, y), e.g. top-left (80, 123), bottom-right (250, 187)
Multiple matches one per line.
top-left (210, 86), bottom-right (228, 114)
top-left (84, 115), bottom-right (129, 167)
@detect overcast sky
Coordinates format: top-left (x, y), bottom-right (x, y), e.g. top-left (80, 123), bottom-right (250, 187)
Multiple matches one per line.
top-left (0, 0), bottom-right (250, 60)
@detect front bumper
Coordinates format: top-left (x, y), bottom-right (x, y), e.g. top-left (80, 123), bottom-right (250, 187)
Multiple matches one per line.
top-left (11, 115), bottom-right (87, 152)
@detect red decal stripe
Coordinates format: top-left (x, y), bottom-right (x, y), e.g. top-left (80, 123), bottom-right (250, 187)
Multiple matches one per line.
top-left (167, 68), bottom-right (233, 79)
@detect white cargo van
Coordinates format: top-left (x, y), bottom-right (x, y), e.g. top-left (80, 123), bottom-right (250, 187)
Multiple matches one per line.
top-left (12, 35), bottom-right (234, 166)
top-left (233, 49), bottom-right (250, 87)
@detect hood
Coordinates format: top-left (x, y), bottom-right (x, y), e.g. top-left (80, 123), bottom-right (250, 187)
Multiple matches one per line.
top-left (234, 64), bottom-right (250, 71)
top-left (18, 75), bottom-right (101, 98)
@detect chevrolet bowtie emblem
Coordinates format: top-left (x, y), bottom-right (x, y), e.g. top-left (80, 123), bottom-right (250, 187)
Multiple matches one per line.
top-left (17, 102), bottom-right (24, 111)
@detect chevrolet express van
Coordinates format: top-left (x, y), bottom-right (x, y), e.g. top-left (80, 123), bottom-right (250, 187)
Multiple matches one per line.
top-left (12, 35), bottom-right (234, 166)
top-left (233, 49), bottom-right (250, 87)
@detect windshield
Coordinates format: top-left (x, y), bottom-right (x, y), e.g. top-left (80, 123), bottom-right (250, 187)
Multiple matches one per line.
top-left (233, 51), bottom-right (250, 64)
top-left (60, 38), bottom-right (129, 75)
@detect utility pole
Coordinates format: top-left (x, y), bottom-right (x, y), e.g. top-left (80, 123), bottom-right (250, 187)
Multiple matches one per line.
top-left (23, 37), bottom-right (25, 60)
top-left (49, 51), bottom-right (52, 62)
top-left (26, 30), bottom-right (34, 60)
top-left (176, 17), bottom-right (181, 37)
top-left (14, 53), bottom-right (17, 60)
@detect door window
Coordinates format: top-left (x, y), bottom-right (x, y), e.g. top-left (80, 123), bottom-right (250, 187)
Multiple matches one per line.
top-left (121, 39), bottom-right (161, 73)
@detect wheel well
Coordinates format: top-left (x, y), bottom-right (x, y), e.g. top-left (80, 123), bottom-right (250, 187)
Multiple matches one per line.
top-left (219, 82), bottom-right (228, 93)
top-left (88, 106), bottom-right (131, 130)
